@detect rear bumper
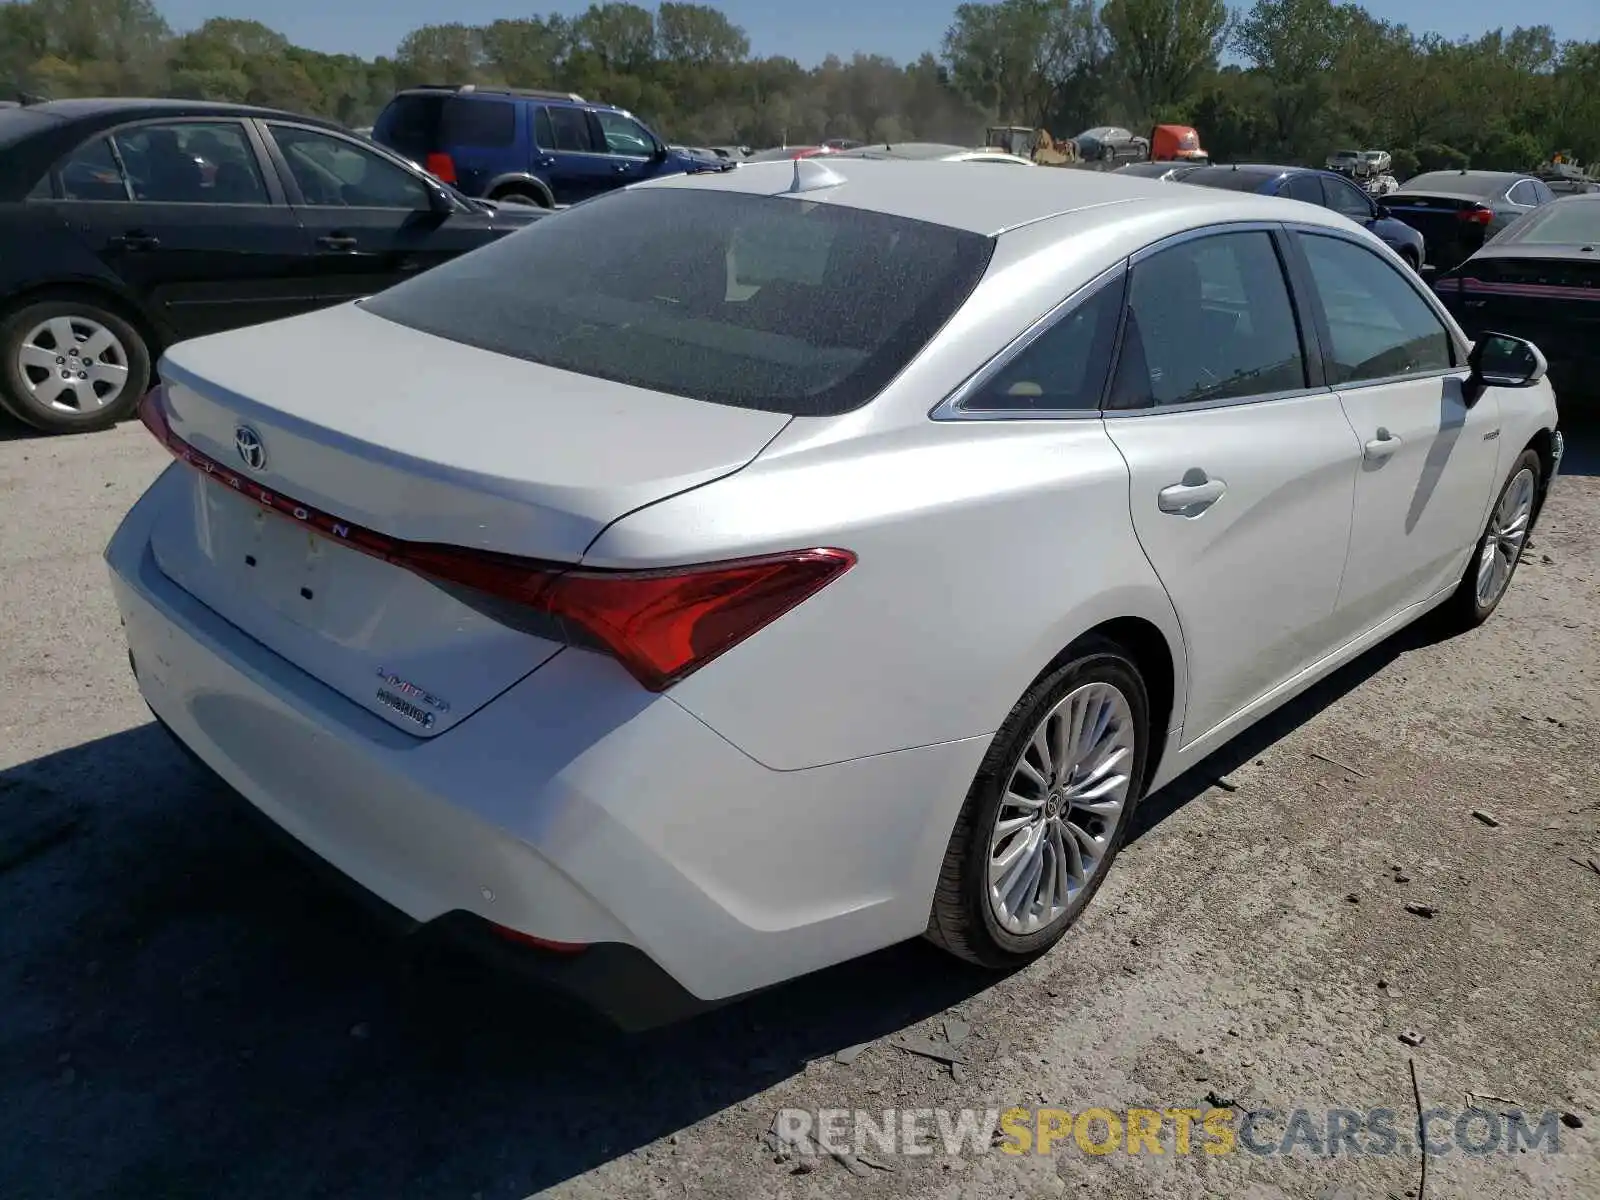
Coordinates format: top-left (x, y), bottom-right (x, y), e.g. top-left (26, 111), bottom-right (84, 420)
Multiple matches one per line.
top-left (106, 470), bottom-right (985, 1024)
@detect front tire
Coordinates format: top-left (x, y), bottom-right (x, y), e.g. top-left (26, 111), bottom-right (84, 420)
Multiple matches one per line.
top-left (1437, 448), bottom-right (1541, 631)
top-left (926, 638), bottom-right (1149, 969)
top-left (0, 295), bottom-right (150, 434)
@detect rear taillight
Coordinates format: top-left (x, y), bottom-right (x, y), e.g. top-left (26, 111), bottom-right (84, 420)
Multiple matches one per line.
top-left (136, 390), bottom-right (855, 692)
top-left (424, 152), bottom-right (458, 183)
top-left (538, 550), bottom-right (855, 690)
top-left (1458, 205), bottom-right (1494, 225)
top-left (490, 924), bottom-right (588, 954)
top-left (138, 384), bottom-right (170, 443)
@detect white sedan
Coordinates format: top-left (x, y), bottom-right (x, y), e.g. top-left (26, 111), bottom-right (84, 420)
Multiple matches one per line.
top-left (106, 158), bottom-right (1562, 1028)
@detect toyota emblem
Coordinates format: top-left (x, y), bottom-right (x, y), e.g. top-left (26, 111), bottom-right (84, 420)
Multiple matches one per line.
top-left (235, 425), bottom-right (266, 471)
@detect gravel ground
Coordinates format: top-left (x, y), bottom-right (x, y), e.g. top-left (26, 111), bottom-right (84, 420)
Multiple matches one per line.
top-left (1, 415), bottom-right (1597, 1200)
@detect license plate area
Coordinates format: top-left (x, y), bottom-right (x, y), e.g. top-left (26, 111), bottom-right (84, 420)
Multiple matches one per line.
top-left (200, 476), bottom-right (334, 628)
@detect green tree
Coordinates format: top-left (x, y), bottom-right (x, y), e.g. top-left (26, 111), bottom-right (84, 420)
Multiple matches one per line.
top-left (1102, 0), bottom-right (1230, 117)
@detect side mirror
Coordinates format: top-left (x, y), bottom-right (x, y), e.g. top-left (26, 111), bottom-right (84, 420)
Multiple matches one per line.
top-left (1464, 332), bottom-right (1547, 405)
top-left (426, 184), bottom-right (456, 215)
top-left (651, 139), bottom-right (670, 162)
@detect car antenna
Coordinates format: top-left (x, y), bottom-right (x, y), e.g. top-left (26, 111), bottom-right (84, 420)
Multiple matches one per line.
top-left (789, 156), bottom-right (846, 193)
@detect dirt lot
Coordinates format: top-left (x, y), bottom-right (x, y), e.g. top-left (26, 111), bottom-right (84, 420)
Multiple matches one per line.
top-left (2, 416), bottom-right (1597, 1200)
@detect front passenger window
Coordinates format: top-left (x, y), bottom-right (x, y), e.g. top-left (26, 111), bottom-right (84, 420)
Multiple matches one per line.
top-left (269, 125), bottom-right (428, 209)
top-left (964, 271), bottom-right (1124, 411)
top-left (1299, 233), bottom-right (1454, 385)
top-left (1110, 231), bottom-right (1307, 408)
top-left (1321, 176), bottom-right (1374, 222)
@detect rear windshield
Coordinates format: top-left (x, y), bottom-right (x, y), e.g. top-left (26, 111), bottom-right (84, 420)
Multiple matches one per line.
top-left (374, 93), bottom-right (516, 158)
top-left (0, 107), bottom-right (56, 150)
top-left (360, 188), bottom-right (995, 416)
top-left (1176, 167), bottom-right (1273, 192)
top-left (1402, 173), bottom-right (1507, 197)
top-left (1499, 200), bottom-right (1600, 245)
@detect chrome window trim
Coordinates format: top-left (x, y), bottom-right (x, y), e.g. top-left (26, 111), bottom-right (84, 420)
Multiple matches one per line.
top-left (1329, 367), bottom-right (1467, 394)
top-left (1127, 218), bottom-right (1283, 264)
top-left (1100, 384), bottom-right (1334, 419)
top-left (929, 260), bottom-right (1127, 422)
top-left (1286, 221), bottom-right (1472, 370)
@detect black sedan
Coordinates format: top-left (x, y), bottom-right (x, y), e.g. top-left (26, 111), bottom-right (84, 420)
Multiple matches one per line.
top-left (1430, 193), bottom-right (1600, 400)
top-left (0, 97), bottom-right (545, 434)
top-left (1384, 169), bottom-right (1557, 275)
top-left (1073, 126), bottom-right (1149, 166)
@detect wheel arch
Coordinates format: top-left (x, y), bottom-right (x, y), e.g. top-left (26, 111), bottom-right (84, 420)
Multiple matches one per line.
top-left (1, 279), bottom-right (167, 365)
top-left (484, 173), bottom-right (555, 206)
top-left (1029, 606), bottom-right (1185, 798)
top-left (1524, 425), bottom-right (1558, 524)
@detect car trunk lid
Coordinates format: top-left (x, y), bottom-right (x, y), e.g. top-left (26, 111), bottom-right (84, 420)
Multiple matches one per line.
top-left (1384, 191), bottom-right (1494, 270)
top-left (1436, 250), bottom-right (1600, 356)
top-left (145, 302), bottom-right (790, 736)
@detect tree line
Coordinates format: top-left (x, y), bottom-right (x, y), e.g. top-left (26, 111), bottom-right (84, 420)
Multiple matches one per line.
top-left (3, 0), bottom-right (1597, 176)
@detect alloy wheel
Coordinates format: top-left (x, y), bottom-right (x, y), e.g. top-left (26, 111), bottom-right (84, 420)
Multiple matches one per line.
top-left (987, 681), bottom-right (1136, 936)
top-left (17, 315), bottom-right (131, 415)
top-left (1475, 466), bottom-right (1536, 609)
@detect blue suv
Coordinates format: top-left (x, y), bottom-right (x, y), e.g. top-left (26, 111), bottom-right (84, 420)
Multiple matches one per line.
top-left (1174, 163), bottom-right (1428, 270)
top-left (371, 85), bottom-right (731, 209)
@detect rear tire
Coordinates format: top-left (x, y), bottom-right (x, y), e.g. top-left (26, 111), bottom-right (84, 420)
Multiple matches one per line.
top-left (925, 637), bottom-right (1149, 970)
top-left (0, 294), bottom-right (150, 435)
top-left (491, 187), bottom-right (551, 209)
top-left (1435, 448), bottom-right (1541, 632)
top-left (1400, 247), bottom-right (1421, 272)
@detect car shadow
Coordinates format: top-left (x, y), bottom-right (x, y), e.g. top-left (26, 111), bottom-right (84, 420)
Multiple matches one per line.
top-left (1, 594), bottom-right (1482, 1199)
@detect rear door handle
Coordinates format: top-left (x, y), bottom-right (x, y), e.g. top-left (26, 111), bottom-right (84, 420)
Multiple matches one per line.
top-left (1363, 427), bottom-right (1402, 461)
top-left (108, 231), bottom-right (160, 251)
top-left (315, 233), bottom-right (358, 251)
top-left (1157, 472), bottom-right (1226, 517)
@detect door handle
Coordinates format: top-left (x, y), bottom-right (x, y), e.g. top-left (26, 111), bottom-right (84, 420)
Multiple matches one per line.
top-left (614, 164), bottom-right (631, 174)
top-left (108, 231), bottom-right (160, 251)
top-left (315, 233), bottom-right (358, 251)
top-left (535, 155), bottom-right (555, 168)
top-left (1157, 471), bottom-right (1227, 517)
top-left (1363, 427), bottom-right (1402, 461)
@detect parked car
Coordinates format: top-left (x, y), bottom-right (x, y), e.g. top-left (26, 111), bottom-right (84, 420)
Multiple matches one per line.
top-left (1384, 169), bottom-right (1557, 274)
top-left (742, 145), bottom-right (834, 162)
top-left (1431, 192), bottom-right (1600, 399)
top-left (0, 97), bottom-right (546, 435)
top-left (108, 160), bottom-right (1561, 1029)
top-left (1175, 163), bottom-right (1427, 269)
top-left (830, 142), bottom-right (1035, 166)
top-left (1073, 126), bottom-right (1149, 165)
top-left (370, 84), bottom-right (732, 209)
top-left (1114, 161), bottom-right (1203, 182)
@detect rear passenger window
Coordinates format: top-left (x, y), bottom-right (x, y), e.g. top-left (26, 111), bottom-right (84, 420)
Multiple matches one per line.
top-left (964, 271), bottom-right (1124, 411)
top-left (55, 137), bottom-right (129, 201)
top-left (1508, 181), bottom-right (1536, 206)
top-left (1299, 233), bottom-right (1454, 384)
top-left (1110, 231), bottom-right (1307, 408)
top-left (443, 99), bottom-right (515, 147)
top-left (547, 107), bottom-right (597, 153)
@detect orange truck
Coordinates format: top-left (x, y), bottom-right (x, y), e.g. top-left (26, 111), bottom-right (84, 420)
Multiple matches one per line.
top-left (1150, 125), bottom-right (1208, 165)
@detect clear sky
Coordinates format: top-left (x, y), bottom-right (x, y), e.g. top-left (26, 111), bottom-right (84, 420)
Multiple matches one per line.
top-left (151, 0), bottom-right (1600, 66)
